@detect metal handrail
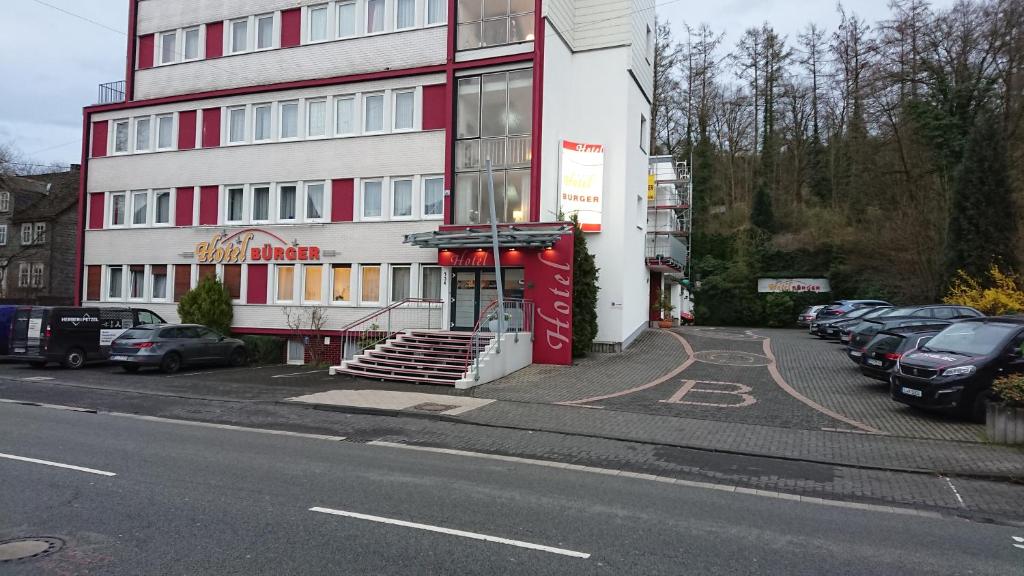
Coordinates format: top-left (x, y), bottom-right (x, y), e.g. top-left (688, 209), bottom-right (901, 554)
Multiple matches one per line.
top-left (338, 298), bottom-right (443, 361)
top-left (463, 297), bottom-right (535, 381)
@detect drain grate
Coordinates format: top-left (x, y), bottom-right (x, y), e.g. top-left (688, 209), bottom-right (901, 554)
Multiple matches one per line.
top-left (410, 402), bottom-right (458, 413)
top-left (0, 537), bottom-right (64, 563)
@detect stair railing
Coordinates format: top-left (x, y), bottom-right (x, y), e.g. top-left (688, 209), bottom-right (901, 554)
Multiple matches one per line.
top-left (464, 298), bottom-right (535, 381)
top-left (338, 298), bottom-right (444, 361)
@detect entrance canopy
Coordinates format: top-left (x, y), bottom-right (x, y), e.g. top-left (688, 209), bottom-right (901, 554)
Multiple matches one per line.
top-left (405, 225), bottom-right (571, 250)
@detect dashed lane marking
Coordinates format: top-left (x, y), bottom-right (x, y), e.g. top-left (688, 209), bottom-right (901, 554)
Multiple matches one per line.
top-left (0, 452), bottom-right (116, 477)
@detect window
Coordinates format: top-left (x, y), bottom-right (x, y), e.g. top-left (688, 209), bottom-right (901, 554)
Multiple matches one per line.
top-left (307, 99), bottom-right (327, 137)
top-left (110, 192), bottom-right (126, 226)
top-left (306, 183), bottom-right (325, 220)
top-left (309, 4), bottom-right (329, 41)
top-left (276, 265), bottom-right (295, 302)
top-left (645, 25), bottom-right (653, 62)
top-left (280, 101), bottom-right (299, 138)
top-left (224, 264), bottom-right (242, 299)
top-left (31, 263), bottom-right (44, 288)
top-left (18, 263), bottom-right (29, 288)
top-left (454, 70), bottom-right (533, 224)
top-left (362, 180), bottom-right (382, 218)
top-left (421, 266), bottom-right (442, 299)
top-left (228, 107), bottom-right (246, 143)
top-left (108, 266), bottom-right (124, 299)
top-left (279, 184), bottom-right (297, 220)
top-left (160, 31), bottom-right (177, 64)
top-left (390, 265), bottom-right (411, 301)
top-left (135, 117), bottom-right (151, 152)
top-left (114, 120), bottom-right (129, 153)
top-left (335, 96), bottom-right (355, 135)
top-left (394, 90), bottom-right (415, 130)
top-left (252, 185), bottom-right (270, 221)
top-left (226, 187), bottom-right (245, 222)
top-left (427, 0), bottom-right (447, 24)
top-left (231, 18), bottom-right (248, 53)
top-left (21, 223), bottom-right (32, 245)
top-left (304, 265), bottom-right (323, 302)
top-left (396, 0), bottom-right (415, 29)
top-left (640, 114), bottom-right (648, 152)
top-left (253, 104), bottom-right (272, 141)
top-left (392, 179), bottom-right (413, 218)
top-left (152, 265), bottom-right (168, 300)
top-left (183, 27), bottom-right (201, 60)
top-left (0, 225), bottom-right (7, 246)
top-left (0, 192), bottom-right (8, 212)
top-left (34, 222), bottom-right (46, 244)
top-left (154, 190), bottom-right (171, 224)
top-left (338, 1), bottom-right (356, 37)
top-left (360, 265), bottom-right (380, 303)
top-left (332, 264), bottom-right (352, 303)
top-left (364, 93), bottom-right (384, 132)
top-left (367, 0), bottom-right (385, 33)
top-left (458, 0), bottom-right (534, 50)
top-left (422, 177), bottom-right (444, 218)
top-left (129, 266), bottom-right (145, 299)
top-left (256, 14), bottom-right (274, 49)
top-left (132, 191), bottom-right (148, 225)
top-left (157, 115), bottom-right (174, 149)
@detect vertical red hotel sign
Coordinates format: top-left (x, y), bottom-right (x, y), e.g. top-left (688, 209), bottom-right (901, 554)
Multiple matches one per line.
top-left (559, 140), bottom-right (604, 232)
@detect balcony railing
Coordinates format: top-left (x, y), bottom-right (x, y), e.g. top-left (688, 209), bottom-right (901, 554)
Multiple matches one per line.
top-left (97, 80), bottom-right (126, 104)
top-left (645, 233), bottom-right (688, 273)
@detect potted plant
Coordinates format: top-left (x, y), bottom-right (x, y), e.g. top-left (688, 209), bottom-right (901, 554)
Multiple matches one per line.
top-left (653, 293), bottom-right (676, 329)
top-left (988, 374), bottom-right (1024, 445)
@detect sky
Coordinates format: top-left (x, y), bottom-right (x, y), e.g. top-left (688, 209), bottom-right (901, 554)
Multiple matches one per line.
top-left (1, 0), bottom-right (959, 168)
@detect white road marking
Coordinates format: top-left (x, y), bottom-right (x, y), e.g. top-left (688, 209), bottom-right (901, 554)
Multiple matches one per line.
top-left (21, 376), bottom-right (55, 382)
top-left (942, 476), bottom-right (966, 508)
top-left (0, 452), bottom-right (116, 477)
top-left (0, 398), bottom-right (95, 412)
top-left (309, 506), bottom-right (590, 559)
top-left (272, 370), bottom-right (326, 378)
top-left (107, 413), bottom-right (347, 441)
top-left (1014, 536), bottom-right (1024, 549)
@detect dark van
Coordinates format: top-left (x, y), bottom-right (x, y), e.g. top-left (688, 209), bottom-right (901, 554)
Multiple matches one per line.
top-left (891, 317), bottom-right (1024, 421)
top-left (0, 305), bottom-right (18, 356)
top-left (10, 306), bottom-right (167, 369)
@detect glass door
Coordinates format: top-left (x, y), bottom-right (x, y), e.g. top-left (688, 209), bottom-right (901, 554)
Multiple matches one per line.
top-left (452, 270), bottom-right (479, 330)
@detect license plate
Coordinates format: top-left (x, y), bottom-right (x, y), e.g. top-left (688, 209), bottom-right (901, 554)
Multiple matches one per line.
top-left (849, 350), bottom-right (863, 357)
top-left (867, 359), bottom-right (883, 366)
top-left (110, 355), bottom-right (128, 361)
top-left (14, 348), bottom-right (25, 353)
top-left (841, 335), bottom-right (850, 342)
top-left (901, 387), bottom-right (923, 398)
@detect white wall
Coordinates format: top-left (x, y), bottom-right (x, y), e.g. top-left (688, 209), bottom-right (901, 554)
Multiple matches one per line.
top-left (456, 333), bottom-right (533, 388)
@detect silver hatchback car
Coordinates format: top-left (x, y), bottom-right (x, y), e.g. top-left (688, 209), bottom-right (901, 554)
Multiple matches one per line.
top-left (110, 324), bottom-right (247, 374)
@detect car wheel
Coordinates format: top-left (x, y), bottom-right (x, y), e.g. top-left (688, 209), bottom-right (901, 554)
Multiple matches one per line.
top-left (62, 348), bottom-right (86, 370)
top-left (28, 361), bottom-right (46, 369)
top-left (228, 347), bottom-right (247, 367)
top-left (121, 365), bottom-right (140, 373)
top-left (160, 353), bottom-right (182, 374)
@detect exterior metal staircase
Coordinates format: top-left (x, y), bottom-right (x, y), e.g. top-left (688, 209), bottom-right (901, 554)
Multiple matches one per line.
top-left (336, 330), bottom-right (493, 385)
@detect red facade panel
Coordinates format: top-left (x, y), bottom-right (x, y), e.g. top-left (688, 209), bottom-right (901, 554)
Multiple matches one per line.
top-left (175, 187), bottom-right (194, 226)
top-left (205, 21), bottom-right (224, 59)
top-left (138, 34), bottom-right (155, 69)
top-left (199, 186), bottom-right (219, 225)
top-left (281, 9), bottom-right (302, 48)
top-left (422, 84), bottom-right (446, 131)
top-left (90, 121), bottom-right (108, 158)
top-left (88, 193), bottom-right (105, 230)
top-left (202, 107), bottom-right (221, 148)
top-left (246, 264), bottom-right (268, 304)
top-left (331, 179), bottom-right (354, 222)
top-left (178, 110), bottom-right (197, 150)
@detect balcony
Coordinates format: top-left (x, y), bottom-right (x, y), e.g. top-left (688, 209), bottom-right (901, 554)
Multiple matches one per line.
top-left (96, 80), bottom-right (125, 104)
top-left (646, 233), bottom-right (687, 273)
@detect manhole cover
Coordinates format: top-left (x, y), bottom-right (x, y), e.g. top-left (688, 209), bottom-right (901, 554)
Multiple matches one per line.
top-left (0, 537), bottom-right (64, 562)
top-left (410, 402), bottom-right (458, 413)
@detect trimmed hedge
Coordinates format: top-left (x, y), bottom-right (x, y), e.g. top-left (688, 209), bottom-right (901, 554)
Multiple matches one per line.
top-left (240, 335), bottom-right (285, 365)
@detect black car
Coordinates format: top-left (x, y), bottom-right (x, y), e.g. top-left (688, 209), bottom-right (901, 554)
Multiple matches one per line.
top-left (846, 317), bottom-right (954, 363)
top-left (811, 305), bottom-right (888, 337)
top-left (823, 306), bottom-right (897, 340)
top-left (891, 317), bottom-right (1024, 421)
top-left (110, 324), bottom-right (247, 374)
top-left (858, 326), bottom-right (948, 382)
top-left (814, 300), bottom-right (892, 321)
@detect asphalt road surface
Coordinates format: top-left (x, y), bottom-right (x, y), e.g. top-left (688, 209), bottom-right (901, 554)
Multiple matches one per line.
top-left (1, 402), bottom-right (1020, 575)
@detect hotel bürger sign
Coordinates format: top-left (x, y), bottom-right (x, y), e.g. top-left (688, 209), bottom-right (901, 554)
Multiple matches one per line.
top-left (757, 278), bottom-right (831, 294)
top-left (559, 140), bottom-right (604, 232)
top-left (196, 228), bottom-right (322, 264)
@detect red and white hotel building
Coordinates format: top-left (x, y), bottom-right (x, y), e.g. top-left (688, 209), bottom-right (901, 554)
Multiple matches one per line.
top-left (78, 0), bottom-right (680, 376)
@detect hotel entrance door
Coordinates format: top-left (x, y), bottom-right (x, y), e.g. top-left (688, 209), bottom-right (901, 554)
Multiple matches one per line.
top-left (450, 268), bottom-right (525, 330)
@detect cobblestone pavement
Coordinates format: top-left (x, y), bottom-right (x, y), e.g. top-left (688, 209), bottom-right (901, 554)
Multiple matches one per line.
top-left (766, 328), bottom-right (986, 442)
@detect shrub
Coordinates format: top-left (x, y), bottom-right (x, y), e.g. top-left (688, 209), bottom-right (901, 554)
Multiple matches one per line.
top-left (239, 335), bottom-right (284, 365)
top-left (571, 215), bottom-right (600, 357)
top-left (177, 276), bottom-right (234, 336)
top-left (993, 374), bottom-right (1024, 408)
top-left (944, 264), bottom-right (1024, 315)
top-left (762, 293), bottom-right (795, 328)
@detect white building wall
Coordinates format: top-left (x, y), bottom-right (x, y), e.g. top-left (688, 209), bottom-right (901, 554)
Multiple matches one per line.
top-left (543, 0), bottom-right (576, 48)
top-left (628, 0), bottom-right (655, 100)
top-left (574, 0), bottom-right (631, 50)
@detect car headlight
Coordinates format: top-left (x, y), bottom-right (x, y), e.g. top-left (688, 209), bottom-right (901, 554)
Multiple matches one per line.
top-left (942, 365), bottom-right (976, 377)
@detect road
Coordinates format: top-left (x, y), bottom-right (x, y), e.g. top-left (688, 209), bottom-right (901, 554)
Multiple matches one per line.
top-left (1, 402), bottom-right (1020, 575)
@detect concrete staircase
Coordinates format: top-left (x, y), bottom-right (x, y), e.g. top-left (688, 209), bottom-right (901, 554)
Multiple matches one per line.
top-left (334, 330), bottom-right (493, 386)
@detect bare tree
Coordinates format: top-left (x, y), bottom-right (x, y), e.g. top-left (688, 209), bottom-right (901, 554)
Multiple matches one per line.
top-left (283, 306), bottom-right (331, 366)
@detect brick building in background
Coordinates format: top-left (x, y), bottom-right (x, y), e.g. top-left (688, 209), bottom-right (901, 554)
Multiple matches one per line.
top-left (0, 167), bottom-right (80, 305)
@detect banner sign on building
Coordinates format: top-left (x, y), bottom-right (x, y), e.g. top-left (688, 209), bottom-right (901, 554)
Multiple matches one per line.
top-left (757, 278), bottom-right (832, 293)
top-left (647, 174), bottom-right (657, 201)
top-left (559, 140), bottom-right (604, 232)
top-left (195, 228), bottom-right (321, 264)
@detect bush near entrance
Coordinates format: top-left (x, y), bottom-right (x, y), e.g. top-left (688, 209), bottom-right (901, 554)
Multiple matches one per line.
top-left (944, 265), bottom-right (1024, 316)
top-left (177, 276), bottom-right (234, 336)
top-left (571, 215), bottom-right (600, 357)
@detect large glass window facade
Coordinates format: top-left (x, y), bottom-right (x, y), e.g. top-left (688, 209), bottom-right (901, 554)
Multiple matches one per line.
top-left (454, 69), bottom-right (532, 224)
top-left (457, 0), bottom-right (534, 50)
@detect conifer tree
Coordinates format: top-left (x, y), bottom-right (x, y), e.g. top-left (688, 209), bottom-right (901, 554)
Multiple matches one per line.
top-left (571, 215), bottom-right (600, 357)
top-left (178, 276), bottom-right (234, 336)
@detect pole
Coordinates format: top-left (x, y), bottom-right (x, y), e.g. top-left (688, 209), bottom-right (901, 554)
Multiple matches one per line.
top-left (485, 159), bottom-right (504, 353)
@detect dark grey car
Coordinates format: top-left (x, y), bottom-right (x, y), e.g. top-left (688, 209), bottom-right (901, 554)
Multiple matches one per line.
top-left (109, 324), bottom-right (247, 374)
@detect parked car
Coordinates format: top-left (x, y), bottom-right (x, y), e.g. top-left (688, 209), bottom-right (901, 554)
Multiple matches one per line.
top-left (110, 324), bottom-right (247, 374)
top-left (891, 317), bottom-right (1024, 421)
top-left (858, 325), bottom-right (948, 382)
top-left (0, 305), bottom-right (18, 356)
top-left (837, 306), bottom-right (915, 343)
top-left (797, 305), bottom-right (826, 327)
top-left (846, 318), bottom-right (954, 363)
top-left (819, 306), bottom-right (893, 339)
top-left (815, 300), bottom-right (893, 320)
top-left (9, 306), bottom-right (167, 369)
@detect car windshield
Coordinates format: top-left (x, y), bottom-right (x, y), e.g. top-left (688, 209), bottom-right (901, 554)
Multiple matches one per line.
top-left (119, 328), bottom-right (154, 340)
top-left (843, 307), bottom-right (875, 320)
top-left (921, 323), bottom-right (1019, 356)
top-left (861, 307), bottom-right (892, 319)
top-left (867, 334), bottom-right (902, 353)
top-left (880, 307), bottom-right (917, 317)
